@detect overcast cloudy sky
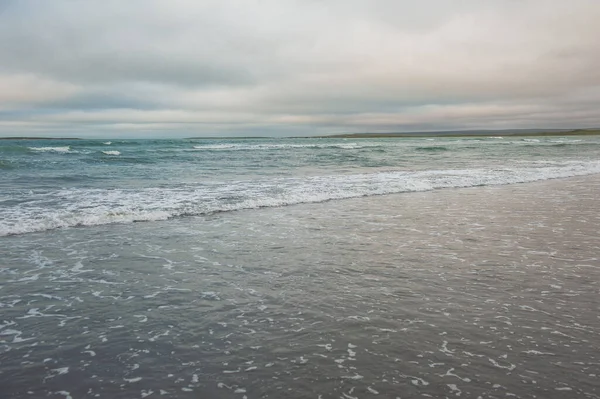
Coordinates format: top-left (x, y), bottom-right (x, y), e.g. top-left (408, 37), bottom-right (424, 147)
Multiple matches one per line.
top-left (1, 0), bottom-right (599, 138)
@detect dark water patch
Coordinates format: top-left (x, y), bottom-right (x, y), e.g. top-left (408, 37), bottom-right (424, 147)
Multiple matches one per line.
top-left (0, 145), bottom-right (30, 155)
top-left (84, 155), bottom-right (158, 164)
top-left (414, 146), bottom-right (449, 152)
top-left (3, 176), bottom-right (96, 190)
top-left (0, 159), bottom-right (16, 169)
top-left (545, 142), bottom-right (600, 147)
top-left (44, 174), bottom-right (99, 183)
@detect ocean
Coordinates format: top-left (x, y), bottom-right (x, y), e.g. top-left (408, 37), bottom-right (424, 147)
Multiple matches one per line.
top-left (1, 136), bottom-right (599, 398)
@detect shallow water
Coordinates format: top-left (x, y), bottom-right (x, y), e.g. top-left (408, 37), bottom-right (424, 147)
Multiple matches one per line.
top-left (2, 175), bottom-right (599, 398)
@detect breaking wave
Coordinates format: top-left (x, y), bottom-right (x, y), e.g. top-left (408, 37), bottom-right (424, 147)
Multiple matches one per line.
top-left (2, 160), bottom-right (599, 236)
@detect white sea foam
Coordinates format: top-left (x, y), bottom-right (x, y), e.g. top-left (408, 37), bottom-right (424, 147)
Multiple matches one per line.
top-left (28, 146), bottom-right (72, 153)
top-left (341, 374), bottom-right (364, 380)
top-left (101, 150), bottom-right (121, 156)
top-left (2, 160), bottom-right (600, 236)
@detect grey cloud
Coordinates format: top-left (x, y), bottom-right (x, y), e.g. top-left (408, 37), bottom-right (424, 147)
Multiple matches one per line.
top-left (0, 3), bottom-right (260, 87)
top-left (42, 91), bottom-right (163, 112)
top-left (1, 0), bottom-right (600, 137)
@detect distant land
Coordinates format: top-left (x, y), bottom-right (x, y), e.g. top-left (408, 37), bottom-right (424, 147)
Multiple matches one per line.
top-left (310, 128), bottom-right (600, 139)
top-left (186, 136), bottom-right (269, 140)
top-left (2, 128), bottom-right (600, 140)
top-left (0, 137), bottom-right (79, 140)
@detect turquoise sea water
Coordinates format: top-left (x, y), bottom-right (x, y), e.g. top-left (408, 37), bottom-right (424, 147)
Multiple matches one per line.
top-left (1, 136), bottom-right (600, 236)
top-left (1, 136), bottom-right (600, 398)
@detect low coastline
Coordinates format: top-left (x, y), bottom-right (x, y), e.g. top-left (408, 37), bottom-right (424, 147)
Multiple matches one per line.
top-left (311, 128), bottom-right (600, 139)
top-left (3, 128), bottom-right (598, 141)
top-left (0, 137), bottom-right (79, 140)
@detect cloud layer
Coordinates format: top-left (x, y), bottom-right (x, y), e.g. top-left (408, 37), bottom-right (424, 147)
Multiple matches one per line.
top-left (1, 0), bottom-right (599, 137)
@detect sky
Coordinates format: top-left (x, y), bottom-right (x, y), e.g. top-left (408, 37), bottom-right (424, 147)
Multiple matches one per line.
top-left (1, 0), bottom-right (599, 138)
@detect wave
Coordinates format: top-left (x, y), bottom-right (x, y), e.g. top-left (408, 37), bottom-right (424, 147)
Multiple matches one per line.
top-left (28, 146), bottom-right (73, 153)
top-left (2, 160), bottom-right (599, 237)
top-left (190, 142), bottom-right (381, 151)
top-left (101, 150), bottom-right (121, 156)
